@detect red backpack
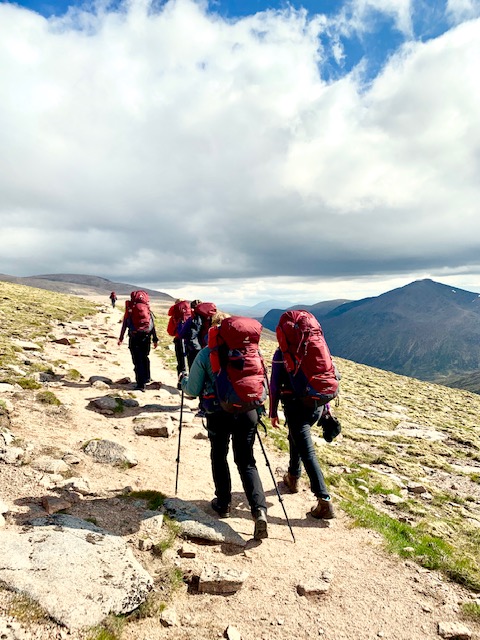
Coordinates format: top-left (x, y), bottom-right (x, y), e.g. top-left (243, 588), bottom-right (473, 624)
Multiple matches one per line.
top-left (276, 310), bottom-right (339, 405)
top-left (130, 290), bottom-right (153, 333)
top-left (167, 300), bottom-right (191, 337)
top-left (208, 316), bottom-right (268, 414)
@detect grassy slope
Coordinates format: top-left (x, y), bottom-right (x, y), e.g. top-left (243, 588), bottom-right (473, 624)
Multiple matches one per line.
top-left (2, 287), bottom-right (480, 595)
top-left (0, 281), bottom-right (98, 381)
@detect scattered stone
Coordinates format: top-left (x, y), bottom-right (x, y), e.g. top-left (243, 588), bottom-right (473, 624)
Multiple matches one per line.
top-left (0, 383), bottom-right (18, 393)
top-left (147, 381), bottom-right (162, 390)
top-left (89, 376), bottom-right (113, 385)
top-left (92, 380), bottom-right (110, 390)
top-left (297, 581), bottom-right (331, 596)
top-left (160, 607), bottom-right (178, 627)
top-left (116, 377), bottom-right (131, 385)
top-left (31, 456), bottom-right (70, 474)
top-left (6, 364), bottom-right (26, 376)
top-left (84, 439), bottom-right (138, 467)
top-left (41, 495), bottom-right (73, 514)
top-left (0, 428), bottom-right (15, 446)
top-left (0, 499), bottom-right (9, 514)
top-left (407, 482), bottom-right (428, 494)
top-left (198, 564), bottom-right (248, 595)
top-left (13, 340), bottom-right (42, 351)
top-left (384, 494), bottom-right (405, 505)
top-left (53, 337), bottom-right (72, 345)
top-left (358, 485), bottom-right (370, 495)
top-left (0, 447), bottom-right (24, 464)
top-left (194, 431), bottom-right (209, 440)
top-left (437, 621), bottom-right (472, 639)
top-left (0, 399), bottom-right (14, 414)
top-left (0, 514), bottom-right (5, 529)
top-left (138, 537), bottom-right (154, 551)
top-left (421, 604), bottom-right (433, 613)
top-left (133, 414), bottom-right (174, 438)
top-left (57, 477), bottom-right (92, 496)
top-left (225, 626), bottom-right (242, 640)
top-left (63, 453), bottom-right (82, 465)
top-left (403, 547), bottom-right (415, 554)
top-left (139, 513), bottom-right (164, 538)
top-left (0, 515), bottom-right (153, 630)
top-left (163, 498), bottom-right (246, 547)
top-left (178, 542), bottom-right (197, 558)
top-left (88, 396), bottom-right (139, 415)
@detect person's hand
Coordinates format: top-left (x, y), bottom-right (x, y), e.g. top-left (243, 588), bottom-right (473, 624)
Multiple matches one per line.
top-left (117, 339), bottom-right (123, 346)
top-left (270, 416), bottom-right (281, 429)
top-left (153, 342), bottom-right (158, 349)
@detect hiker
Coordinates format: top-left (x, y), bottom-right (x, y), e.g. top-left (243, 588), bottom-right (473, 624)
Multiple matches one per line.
top-left (180, 312), bottom-right (269, 541)
top-left (179, 300), bottom-right (217, 370)
top-left (167, 299), bottom-right (191, 388)
top-left (118, 291), bottom-right (158, 391)
top-left (269, 310), bottom-right (339, 520)
top-left (109, 291), bottom-right (117, 308)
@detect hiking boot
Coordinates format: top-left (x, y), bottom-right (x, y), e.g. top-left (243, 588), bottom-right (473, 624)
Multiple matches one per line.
top-left (310, 498), bottom-right (335, 520)
top-left (134, 385), bottom-right (146, 392)
top-left (253, 509), bottom-right (268, 540)
top-left (283, 472), bottom-right (299, 494)
top-left (211, 498), bottom-right (231, 518)
top-left (195, 409), bottom-right (206, 418)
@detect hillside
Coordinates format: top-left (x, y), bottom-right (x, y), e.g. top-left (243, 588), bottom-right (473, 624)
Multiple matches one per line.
top-left (262, 299), bottom-right (350, 332)
top-left (263, 279), bottom-right (480, 389)
top-left (1, 281), bottom-right (480, 640)
top-left (0, 273), bottom-right (174, 304)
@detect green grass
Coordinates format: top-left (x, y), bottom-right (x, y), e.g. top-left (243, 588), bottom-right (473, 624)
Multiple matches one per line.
top-left (4, 593), bottom-right (50, 624)
top-left (125, 489), bottom-right (166, 510)
top-left (66, 368), bottom-right (83, 381)
top-left (87, 615), bottom-right (125, 640)
top-left (36, 391), bottom-right (62, 406)
top-left (341, 499), bottom-right (480, 591)
top-left (16, 378), bottom-right (42, 390)
top-left (0, 281), bottom-right (97, 382)
top-left (462, 601), bottom-right (480, 622)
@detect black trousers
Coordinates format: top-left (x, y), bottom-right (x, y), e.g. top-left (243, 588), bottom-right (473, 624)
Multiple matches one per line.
top-left (206, 410), bottom-right (267, 515)
top-left (128, 332), bottom-right (151, 387)
top-left (174, 337), bottom-right (186, 376)
top-left (283, 398), bottom-right (329, 499)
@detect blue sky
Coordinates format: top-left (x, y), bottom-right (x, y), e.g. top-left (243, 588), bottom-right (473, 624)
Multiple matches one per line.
top-left (1, 0), bottom-right (480, 305)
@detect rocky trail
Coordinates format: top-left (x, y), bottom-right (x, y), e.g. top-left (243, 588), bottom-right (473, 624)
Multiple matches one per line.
top-left (0, 303), bottom-right (479, 640)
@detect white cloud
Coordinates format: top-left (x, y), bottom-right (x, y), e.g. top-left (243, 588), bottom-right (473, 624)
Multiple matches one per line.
top-left (447, 0), bottom-right (480, 23)
top-left (0, 0), bottom-right (480, 303)
top-left (337, 0), bottom-right (414, 37)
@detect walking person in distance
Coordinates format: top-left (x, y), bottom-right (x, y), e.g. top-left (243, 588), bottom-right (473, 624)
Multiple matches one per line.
top-left (118, 291), bottom-right (158, 391)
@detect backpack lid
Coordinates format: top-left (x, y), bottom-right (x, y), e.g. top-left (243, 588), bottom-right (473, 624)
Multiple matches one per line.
top-left (193, 302), bottom-right (217, 319)
top-left (130, 290), bottom-right (150, 305)
top-left (218, 316), bottom-right (262, 349)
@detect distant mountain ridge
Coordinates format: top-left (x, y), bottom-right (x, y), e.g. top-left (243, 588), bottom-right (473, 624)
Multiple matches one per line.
top-left (0, 273), bottom-right (174, 302)
top-left (262, 279), bottom-right (480, 387)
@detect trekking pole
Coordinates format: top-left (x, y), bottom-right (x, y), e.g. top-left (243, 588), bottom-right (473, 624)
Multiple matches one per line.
top-left (257, 419), bottom-right (295, 543)
top-left (174, 388), bottom-right (184, 495)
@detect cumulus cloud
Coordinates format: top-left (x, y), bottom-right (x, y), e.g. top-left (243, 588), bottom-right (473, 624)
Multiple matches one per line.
top-left (0, 0), bottom-right (479, 302)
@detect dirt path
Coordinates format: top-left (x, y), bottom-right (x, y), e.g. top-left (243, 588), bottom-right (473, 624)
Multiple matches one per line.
top-left (1, 304), bottom-right (479, 640)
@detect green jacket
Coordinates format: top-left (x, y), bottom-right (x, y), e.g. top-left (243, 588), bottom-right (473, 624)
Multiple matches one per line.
top-left (181, 346), bottom-right (216, 401)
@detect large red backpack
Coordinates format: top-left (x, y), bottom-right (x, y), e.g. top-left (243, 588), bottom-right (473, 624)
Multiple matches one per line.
top-left (276, 310), bottom-right (338, 405)
top-left (167, 300), bottom-right (191, 337)
top-left (130, 290), bottom-right (153, 333)
top-left (208, 316), bottom-right (268, 414)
